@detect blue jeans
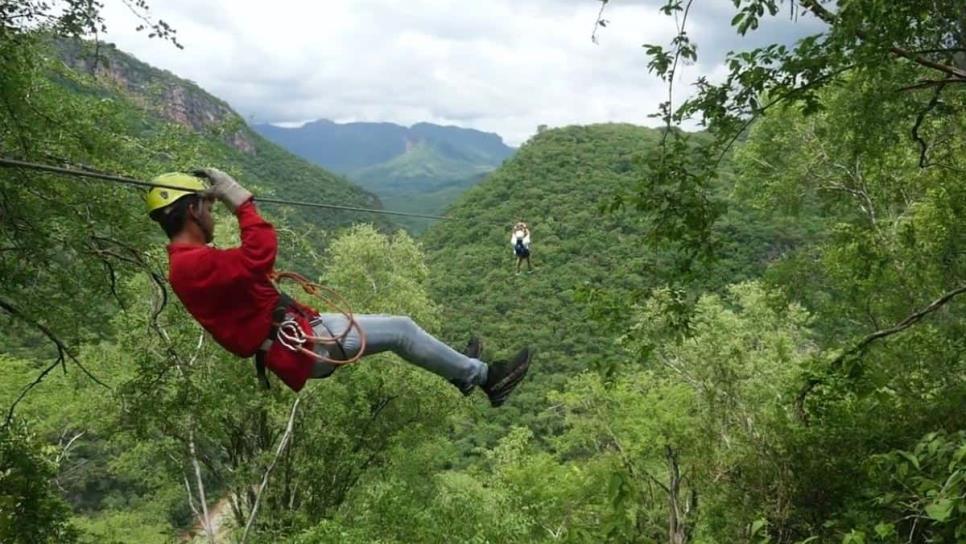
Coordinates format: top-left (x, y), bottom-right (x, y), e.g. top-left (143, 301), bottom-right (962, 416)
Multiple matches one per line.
top-left (309, 314), bottom-right (488, 388)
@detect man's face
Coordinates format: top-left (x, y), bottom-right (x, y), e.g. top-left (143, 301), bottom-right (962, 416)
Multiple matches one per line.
top-left (192, 197), bottom-right (216, 243)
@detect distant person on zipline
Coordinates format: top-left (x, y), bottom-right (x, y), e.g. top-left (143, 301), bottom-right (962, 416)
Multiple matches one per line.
top-left (145, 168), bottom-right (531, 406)
top-left (511, 221), bottom-right (532, 274)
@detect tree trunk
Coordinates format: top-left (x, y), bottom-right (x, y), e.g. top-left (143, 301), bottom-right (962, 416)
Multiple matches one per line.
top-left (666, 445), bottom-right (690, 544)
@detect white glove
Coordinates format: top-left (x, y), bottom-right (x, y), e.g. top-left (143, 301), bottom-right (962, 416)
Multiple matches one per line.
top-left (195, 167), bottom-right (253, 212)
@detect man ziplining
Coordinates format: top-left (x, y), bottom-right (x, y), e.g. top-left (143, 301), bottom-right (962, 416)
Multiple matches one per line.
top-left (146, 167), bottom-right (531, 406)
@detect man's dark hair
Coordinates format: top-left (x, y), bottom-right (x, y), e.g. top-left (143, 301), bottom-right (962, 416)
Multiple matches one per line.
top-left (149, 194), bottom-right (200, 239)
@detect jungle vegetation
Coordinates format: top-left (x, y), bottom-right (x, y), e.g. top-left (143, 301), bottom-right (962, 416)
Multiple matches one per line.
top-left (1, 1), bottom-right (964, 542)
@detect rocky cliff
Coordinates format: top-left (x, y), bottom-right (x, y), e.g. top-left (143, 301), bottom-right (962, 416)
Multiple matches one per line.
top-left (58, 41), bottom-right (256, 154)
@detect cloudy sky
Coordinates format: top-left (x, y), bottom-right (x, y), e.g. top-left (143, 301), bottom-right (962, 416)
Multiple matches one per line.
top-left (100, 0), bottom-right (824, 146)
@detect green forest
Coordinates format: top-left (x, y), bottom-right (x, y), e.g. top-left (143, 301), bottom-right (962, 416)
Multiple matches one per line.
top-left (2, 1), bottom-right (964, 543)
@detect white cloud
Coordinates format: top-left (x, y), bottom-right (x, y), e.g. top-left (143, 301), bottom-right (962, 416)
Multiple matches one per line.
top-left (99, 0), bottom-right (823, 145)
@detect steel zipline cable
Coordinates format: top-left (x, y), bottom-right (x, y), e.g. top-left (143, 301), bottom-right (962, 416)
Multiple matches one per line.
top-left (0, 156), bottom-right (454, 221)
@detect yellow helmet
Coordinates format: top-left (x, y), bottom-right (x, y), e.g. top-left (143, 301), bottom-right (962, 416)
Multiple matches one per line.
top-left (145, 172), bottom-right (206, 214)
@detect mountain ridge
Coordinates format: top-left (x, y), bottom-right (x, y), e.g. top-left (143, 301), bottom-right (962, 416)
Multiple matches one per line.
top-left (253, 118), bottom-right (516, 231)
top-left (253, 119), bottom-right (514, 175)
top-left (53, 40), bottom-right (391, 234)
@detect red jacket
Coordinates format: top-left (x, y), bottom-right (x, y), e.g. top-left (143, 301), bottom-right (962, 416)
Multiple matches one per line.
top-left (167, 200), bottom-right (316, 391)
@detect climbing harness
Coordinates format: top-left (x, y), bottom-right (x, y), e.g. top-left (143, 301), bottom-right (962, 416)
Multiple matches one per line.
top-left (253, 271), bottom-right (367, 387)
top-left (254, 272), bottom-right (367, 388)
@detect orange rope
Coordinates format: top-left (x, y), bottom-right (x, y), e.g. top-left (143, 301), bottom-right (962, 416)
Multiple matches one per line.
top-left (269, 271), bottom-right (367, 366)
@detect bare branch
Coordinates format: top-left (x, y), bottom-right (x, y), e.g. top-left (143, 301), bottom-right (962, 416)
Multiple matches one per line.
top-left (5, 359), bottom-right (62, 429)
top-left (189, 428), bottom-right (215, 544)
top-left (1, 296), bottom-right (112, 428)
top-left (911, 84), bottom-right (946, 168)
top-left (183, 474), bottom-right (201, 519)
top-left (591, 0), bottom-right (608, 44)
top-left (832, 284), bottom-right (966, 365)
top-left (54, 431), bottom-right (87, 492)
top-left (899, 78), bottom-right (966, 92)
top-left (55, 431), bottom-right (86, 465)
top-left (100, 258), bottom-right (126, 310)
top-left (797, 284), bottom-right (966, 422)
top-left (186, 332), bottom-right (206, 367)
top-left (241, 396), bottom-right (302, 543)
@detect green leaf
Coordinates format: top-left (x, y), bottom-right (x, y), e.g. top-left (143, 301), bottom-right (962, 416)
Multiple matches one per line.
top-left (751, 518), bottom-right (768, 536)
top-left (924, 499), bottom-right (955, 522)
top-left (873, 523), bottom-right (894, 538)
top-left (897, 450), bottom-right (920, 470)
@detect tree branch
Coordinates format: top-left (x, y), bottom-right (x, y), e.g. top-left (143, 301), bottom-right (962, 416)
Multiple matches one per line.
top-left (711, 64), bottom-right (857, 170)
top-left (183, 474), bottom-right (201, 520)
top-left (798, 0), bottom-right (966, 80)
top-left (55, 430), bottom-right (85, 466)
top-left (1, 296), bottom-right (111, 428)
top-left (889, 44), bottom-right (966, 80)
top-left (591, 0), bottom-right (608, 44)
top-left (599, 415), bottom-right (671, 494)
top-left (796, 284), bottom-right (966, 421)
top-left (189, 428), bottom-right (215, 544)
top-left (4, 359), bottom-right (61, 429)
top-left (241, 396), bottom-right (302, 543)
top-left (832, 284), bottom-right (966, 366)
top-left (899, 78), bottom-right (966, 92)
top-left (797, 0), bottom-right (834, 24)
top-left (911, 84), bottom-right (946, 167)
top-left (99, 258), bottom-right (126, 310)
top-left (661, 0), bottom-right (696, 146)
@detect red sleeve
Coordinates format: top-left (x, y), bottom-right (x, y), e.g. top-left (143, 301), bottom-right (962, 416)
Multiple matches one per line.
top-left (235, 199), bottom-right (277, 275)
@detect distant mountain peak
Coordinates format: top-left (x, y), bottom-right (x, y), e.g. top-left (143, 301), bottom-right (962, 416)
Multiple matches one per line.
top-left (252, 118), bottom-right (514, 175)
top-left (253, 118), bottom-right (517, 232)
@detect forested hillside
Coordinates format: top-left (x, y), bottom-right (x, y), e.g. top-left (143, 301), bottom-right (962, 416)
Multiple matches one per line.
top-left (419, 103), bottom-right (965, 542)
top-left (2, 2), bottom-right (965, 544)
top-left (420, 123), bottom-right (814, 438)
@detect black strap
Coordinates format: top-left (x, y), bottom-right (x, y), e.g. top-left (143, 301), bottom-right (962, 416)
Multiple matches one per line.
top-left (253, 292), bottom-right (299, 389)
top-left (254, 351), bottom-right (271, 390)
top-left (315, 317), bottom-right (349, 361)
